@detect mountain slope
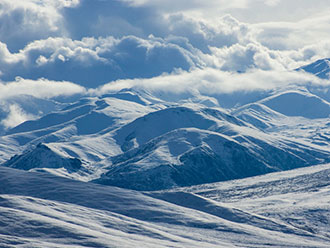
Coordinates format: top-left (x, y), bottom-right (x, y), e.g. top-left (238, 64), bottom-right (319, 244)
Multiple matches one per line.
top-left (233, 102), bottom-right (286, 129)
top-left (95, 126), bottom-right (330, 190)
top-left (113, 106), bottom-right (223, 152)
top-left (300, 58), bottom-right (330, 79)
top-left (96, 128), bottom-right (272, 190)
top-left (260, 90), bottom-right (330, 119)
top-left (0, 143), bottom-right (96, 181)
top-left (2, 143), bottom-right (82, 171)
top-left (1, 163), bottom-right (330, 247)
top-left (233, 89), bottom-right (330, 151)
top-left (0, 95), bottom-right (156, 163)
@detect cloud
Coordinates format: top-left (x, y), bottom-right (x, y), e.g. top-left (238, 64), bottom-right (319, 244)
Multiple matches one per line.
top-left (62, 0), bottom-right (165, 40)
top-left (0, 35), bottom-right (203, 87)
top-left (0, 104), bottom-right (37, 129)
top-left (90, 65), bottom-right (330, 110)
top-left (2, 0), bottom-right (330, 54)
top-left (205, 41), bottom-right (319, 72)
top-left (163, 14), bottom-right (254, 53)
top-left (0, 12), bottom-right (280, 87)
top-left (122, 0), bottom-right (249, 11)
top-left (264, 0), bottom-right (281, 7)
top-left (0, 0), bottom-right (79, 51)
top-left (94, 67), bottom-right (330, 99)
top-left (0, 75), bottom-right (85, 131)
top-left (208, 43), bottom-right (284, 72)
top-left (0, 77), bottom-right (85, 100)
top-left (254, 12), bottom-right (330, 50)
top-left (120, 0), bottom-right (330, 24)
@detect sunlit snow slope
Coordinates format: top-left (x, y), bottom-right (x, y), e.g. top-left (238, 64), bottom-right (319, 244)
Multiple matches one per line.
top-left (300, 58), bottom-right (330, 79)
top-left (1, 164), bottom-right (329, 247)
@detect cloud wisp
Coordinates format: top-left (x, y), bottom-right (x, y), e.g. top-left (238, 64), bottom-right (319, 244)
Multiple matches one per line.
top-left (0, 77), bottom-right (85, 100)
top-left (0, 76), bottom-right (85, 131)
top-left (95, 68), bottom-right (330, 96)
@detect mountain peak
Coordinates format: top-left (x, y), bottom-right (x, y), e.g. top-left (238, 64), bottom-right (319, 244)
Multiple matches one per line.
top-left (299, 58), bottom-right (330, 79)
top-left (2, 143), bottom-right (82, 172)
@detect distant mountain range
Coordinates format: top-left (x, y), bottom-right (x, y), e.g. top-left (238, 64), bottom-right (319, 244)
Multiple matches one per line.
top-left (1, 59), bottom-right (330, 191)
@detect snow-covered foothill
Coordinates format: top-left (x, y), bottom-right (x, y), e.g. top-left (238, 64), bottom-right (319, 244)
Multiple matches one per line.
top-left (1, 163), bottom-right (330, 247)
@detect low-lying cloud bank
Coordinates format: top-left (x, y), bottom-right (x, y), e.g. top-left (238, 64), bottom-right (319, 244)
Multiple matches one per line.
top-left (0, 77), bottom-right (85, 100)
top-left (2, 67), bottom-right (329, 104)
top-left (93, 68), bottom-right (330, 101)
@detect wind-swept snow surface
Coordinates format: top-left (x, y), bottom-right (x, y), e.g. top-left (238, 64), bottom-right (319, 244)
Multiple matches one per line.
top-left (1, 164), bottom-right (330, 247)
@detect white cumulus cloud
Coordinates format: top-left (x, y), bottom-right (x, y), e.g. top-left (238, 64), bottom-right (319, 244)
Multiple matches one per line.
top-left (0, 0), bottom-right (79, 51)
top-left (0, 35), bottom-right (204, 87)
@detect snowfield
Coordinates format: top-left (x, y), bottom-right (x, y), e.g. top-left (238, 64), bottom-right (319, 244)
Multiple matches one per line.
top-left (0, 163), bottom-right (329, 247)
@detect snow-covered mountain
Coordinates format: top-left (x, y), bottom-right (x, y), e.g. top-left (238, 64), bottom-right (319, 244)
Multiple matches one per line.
top-left (233, 89), bottom-right (330, 149)
top-left (2, 84), bottom-right (330, 190)
top-left (259, 90), bottom-right (330, 119)
top-left (3, 143), bottom-right (81, 171)
top-left (300, 58), bottom-right (330, 79)
top-left (95, 122), bottom-right (329, 190)
top-left (0, 93), bottom-right (157, 164)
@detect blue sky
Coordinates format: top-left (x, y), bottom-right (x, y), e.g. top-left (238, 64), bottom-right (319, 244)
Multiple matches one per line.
top-left (0, 0), bottom-right (330, 99)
